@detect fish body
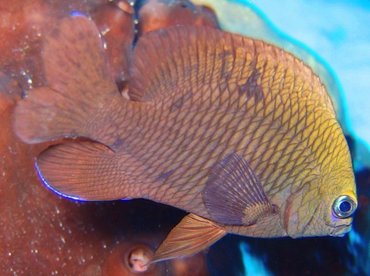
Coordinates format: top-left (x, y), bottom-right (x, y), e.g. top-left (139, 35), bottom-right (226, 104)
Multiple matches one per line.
top-left (14, 16), bottom-right (357, 261)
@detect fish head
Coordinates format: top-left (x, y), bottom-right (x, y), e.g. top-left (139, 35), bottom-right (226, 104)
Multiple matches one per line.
top-left (284, 170), bottom-right (357, 238)
top-left (284, 122), bottom-right (357, 238)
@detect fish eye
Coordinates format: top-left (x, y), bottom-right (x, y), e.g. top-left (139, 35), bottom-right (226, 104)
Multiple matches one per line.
top-left (332, 195), bottom-right (357, 218)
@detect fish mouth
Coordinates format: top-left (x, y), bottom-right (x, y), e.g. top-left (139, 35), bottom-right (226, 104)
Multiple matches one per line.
top-left (327, 223), bottom-right (352, 237)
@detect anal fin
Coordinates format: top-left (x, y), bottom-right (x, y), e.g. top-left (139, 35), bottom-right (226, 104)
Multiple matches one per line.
top-left (152, 213), bottom-right (226, 262)
top-left (37, 141), bottom-right (148, 201)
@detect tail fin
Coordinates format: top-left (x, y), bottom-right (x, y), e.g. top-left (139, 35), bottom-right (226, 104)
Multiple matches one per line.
top-left (37, 141), bottom-right (149, 201)
top-left (14, 16), bottom-right (126, 148)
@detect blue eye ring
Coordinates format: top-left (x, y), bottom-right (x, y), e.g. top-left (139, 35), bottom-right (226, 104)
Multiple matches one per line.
top-left (332, 195), bottom-right (357, 219)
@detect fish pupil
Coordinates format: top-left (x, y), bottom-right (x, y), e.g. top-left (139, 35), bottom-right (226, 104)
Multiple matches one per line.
top-left (339, 201), bottom-right (352, 213)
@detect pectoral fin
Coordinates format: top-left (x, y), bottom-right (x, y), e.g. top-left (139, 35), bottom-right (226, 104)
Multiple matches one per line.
top-left (152, 213), bottom-right (226, 262)
top-left (203, 153), bottom-right (276, 225)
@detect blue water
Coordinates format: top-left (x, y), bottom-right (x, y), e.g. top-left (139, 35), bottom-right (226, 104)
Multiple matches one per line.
top-left (240, 242), bottom-right (271, 276)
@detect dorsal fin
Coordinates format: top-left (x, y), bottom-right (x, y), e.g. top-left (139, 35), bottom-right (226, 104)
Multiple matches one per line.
top-left (129, 26), bottom-right (334, 115)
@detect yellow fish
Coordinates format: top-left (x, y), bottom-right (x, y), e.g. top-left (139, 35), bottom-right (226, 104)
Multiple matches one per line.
top-left (14, 16), bottom-right (357, 262)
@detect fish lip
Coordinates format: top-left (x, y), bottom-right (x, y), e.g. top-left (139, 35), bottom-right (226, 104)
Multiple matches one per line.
top-left (326, 223), bottom-right (352, 237)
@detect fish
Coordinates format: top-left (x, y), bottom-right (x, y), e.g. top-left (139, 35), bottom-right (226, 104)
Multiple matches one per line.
top-left (13, 16), bottom-right (358, 262)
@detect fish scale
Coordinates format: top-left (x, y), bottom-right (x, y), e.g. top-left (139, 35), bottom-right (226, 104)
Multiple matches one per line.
top-left (129, 72), bottom-right (304, 210)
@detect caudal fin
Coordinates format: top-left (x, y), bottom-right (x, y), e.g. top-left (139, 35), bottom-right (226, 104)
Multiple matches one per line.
top-left (37, 141), bottom-right (149, 201)
top-left (14, 16), bottom-right (126, 148)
